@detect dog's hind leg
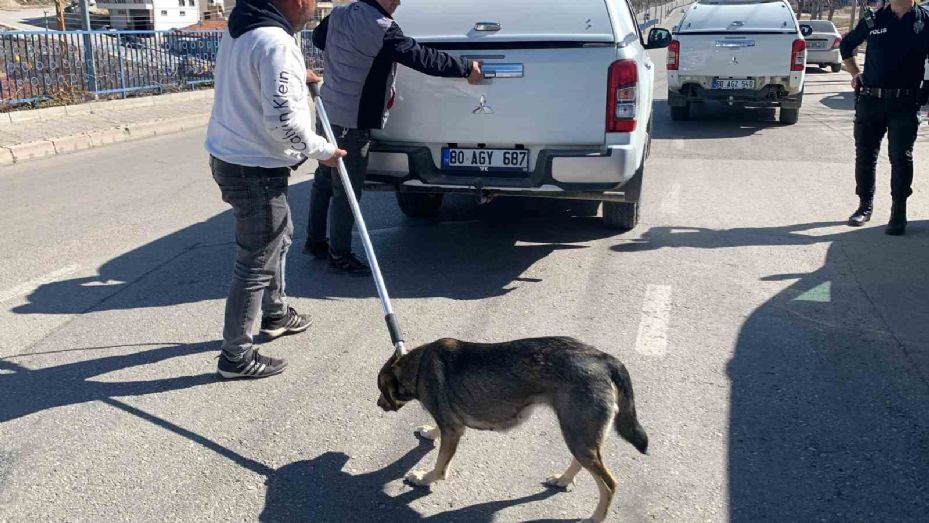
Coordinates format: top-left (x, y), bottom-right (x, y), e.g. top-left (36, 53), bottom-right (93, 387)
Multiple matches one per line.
top-left (555, 396), bottom-right (618, 522)
top-left (577, 450), bottom-right (617, 523)
top-left (405, 427), bottom-right (464, 488)
top-left (544, 458), bottom-right (582, 491)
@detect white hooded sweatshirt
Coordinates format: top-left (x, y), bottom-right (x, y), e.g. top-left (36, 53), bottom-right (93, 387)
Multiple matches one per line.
top-left (206, 27), bottom-right (336, 169)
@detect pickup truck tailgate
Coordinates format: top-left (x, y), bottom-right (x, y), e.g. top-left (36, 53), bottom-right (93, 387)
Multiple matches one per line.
top-left (374, 46), bottom-right (615, 146)
top-left (678, 34), bottom-right (794, 77)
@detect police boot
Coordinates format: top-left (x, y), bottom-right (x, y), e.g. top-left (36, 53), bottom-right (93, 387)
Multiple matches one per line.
top-left (885, 200), bottom-right (907, 236)
top-left (847, 199), bottom-right (873, 227)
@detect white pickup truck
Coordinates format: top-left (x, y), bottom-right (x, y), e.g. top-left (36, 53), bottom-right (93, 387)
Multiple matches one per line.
top-left (366, 0), bottom-right (672, 229)
top-left (668, 0), bottom-right (807, 124)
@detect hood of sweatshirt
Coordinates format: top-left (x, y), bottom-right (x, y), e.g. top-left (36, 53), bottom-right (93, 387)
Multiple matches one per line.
top-left (228, 0), bottom-right (294, 39)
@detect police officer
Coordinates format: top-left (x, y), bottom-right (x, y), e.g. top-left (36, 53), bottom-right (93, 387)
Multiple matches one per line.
top-left (840, 0), bottom-right (929, 235)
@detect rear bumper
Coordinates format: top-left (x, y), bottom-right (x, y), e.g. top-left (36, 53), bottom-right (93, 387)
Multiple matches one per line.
top-left (669, 82), bottom-right (803, 109)
top-left (807, 49), bottom-right (841, 64)
top-left (365, 143), bottom-right (641, 198)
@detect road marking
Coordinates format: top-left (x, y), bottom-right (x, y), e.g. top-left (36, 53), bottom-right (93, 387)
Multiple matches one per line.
top-left (0, 264), bottom-right (81, 304)
top-left (634, 284), bottom-right (673, 357)
top-left (660, 183), bottom-right (682, 215)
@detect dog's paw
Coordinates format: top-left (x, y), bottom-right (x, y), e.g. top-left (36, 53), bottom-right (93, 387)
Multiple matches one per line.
top-left (543, 475), bottom-right (575, 491)
top-left (404, 470), bottom-right (437, 488)
top-left (414, 425), bottom-right (440, 441)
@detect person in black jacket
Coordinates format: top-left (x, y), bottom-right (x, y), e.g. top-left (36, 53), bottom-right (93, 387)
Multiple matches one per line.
top-left (840, 0), bottom-right (929, 236)
top-left (304, 0), bottom-right (482, 274)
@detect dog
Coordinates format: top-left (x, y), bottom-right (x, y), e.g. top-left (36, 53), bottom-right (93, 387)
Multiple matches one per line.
top-left (377, 336), bottom-right (648, 523)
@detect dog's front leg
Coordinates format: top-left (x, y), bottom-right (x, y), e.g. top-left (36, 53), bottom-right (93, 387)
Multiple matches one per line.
top-left (544, 458), bottom-right (582, 491)
top-left (405, 428), bottom-right (463, 488)
top-left (414, 425), bottom-right (440, 441)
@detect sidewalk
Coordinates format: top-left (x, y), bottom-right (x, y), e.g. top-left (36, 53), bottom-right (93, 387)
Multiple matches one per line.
top-left (0, 90), bottom-right (214, 166)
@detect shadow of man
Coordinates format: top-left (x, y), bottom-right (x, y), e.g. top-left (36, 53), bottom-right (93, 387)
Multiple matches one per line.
top-left (0, 341), bottom-right (217, 424)
top-left (614, 221), bottom-right (929, 520)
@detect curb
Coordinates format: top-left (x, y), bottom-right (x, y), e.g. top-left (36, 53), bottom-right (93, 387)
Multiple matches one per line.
top-left (2, 113), bottom-right (211, 166)
top-left (0, 90), bottom-right (214, 128)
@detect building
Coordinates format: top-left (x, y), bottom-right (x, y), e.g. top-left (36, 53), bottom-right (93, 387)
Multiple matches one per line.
top-left (99, 0), bottom-right (202, 31)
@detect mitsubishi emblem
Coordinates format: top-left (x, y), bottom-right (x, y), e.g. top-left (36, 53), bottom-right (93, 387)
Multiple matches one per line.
top-left (730, 56), bottom-right (739, 65)
top-left (473, 95), bottom-right (494, 114)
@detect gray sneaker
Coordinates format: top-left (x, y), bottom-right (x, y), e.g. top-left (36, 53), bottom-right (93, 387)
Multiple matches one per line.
top-left (217, 349), bottom-right (287, 379)
top-left (260, 306), bottom-right (312, 339)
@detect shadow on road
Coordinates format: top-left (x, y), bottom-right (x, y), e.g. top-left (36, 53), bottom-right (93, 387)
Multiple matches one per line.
top-left (0, 341), bottom-right (566, 520)
top-left (12, 181), bottom-right (620, 314)
top-left (616, 221), bottom-right (929, 520)
top-left (0, 341), bottom-right (217, 424)
top-left (260, 443), bottom-right (564, 522)
top-left (820, 91), bottom-right (856, 111)
top-left (651, 102), bottom-right (782, 140)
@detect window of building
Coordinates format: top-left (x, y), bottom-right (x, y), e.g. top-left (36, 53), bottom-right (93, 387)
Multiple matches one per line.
top-left (178, 0), bottom-right (184, 5)
top-left (179, 10), bottom-right (186, 15)
top-left (160, 10), bottom-right (168, 15)
top-left (188, 0), bottom-right (195, 6)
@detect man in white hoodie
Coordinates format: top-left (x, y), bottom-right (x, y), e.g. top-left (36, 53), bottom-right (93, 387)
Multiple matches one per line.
top-left (206, 0), bottom-right (346, 379)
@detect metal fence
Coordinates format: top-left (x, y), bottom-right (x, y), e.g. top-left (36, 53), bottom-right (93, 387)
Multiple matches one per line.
top-left (0, 29), bottom-right (322, 108)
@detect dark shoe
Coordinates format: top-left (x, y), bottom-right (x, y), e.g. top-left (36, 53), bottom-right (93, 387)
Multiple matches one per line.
top-left (328, 252), bottom-right (372, 276)
top-left (847, 199), bottom-right (873, 227)
top-left (217, 349), bottom-right (287, 379)
top-left (260, 306), bottom-right (312, 339)
top-left (885, 201), bottom-right (907, 236)
top-left (302, 240), bottom-right (329, 260)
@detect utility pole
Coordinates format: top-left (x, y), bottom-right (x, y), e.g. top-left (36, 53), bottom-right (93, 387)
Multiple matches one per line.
top-left (80, 0), bottom-right (98, 97)
top-left (55, 0), bottom-right (66, 31)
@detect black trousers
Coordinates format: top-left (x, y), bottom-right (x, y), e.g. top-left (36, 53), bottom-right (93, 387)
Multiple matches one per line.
top-left (854, 95), bottom-right (921, 202)
top-left (306, 122), bottom-right (371, 256)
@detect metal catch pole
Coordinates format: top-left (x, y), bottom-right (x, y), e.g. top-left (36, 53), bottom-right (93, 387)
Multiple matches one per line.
top-left (308, 82), bottom-right (406, 356)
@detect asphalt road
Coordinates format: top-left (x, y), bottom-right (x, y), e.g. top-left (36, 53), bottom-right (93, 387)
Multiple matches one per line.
top-left (2, 43), bottom-right (929, 522)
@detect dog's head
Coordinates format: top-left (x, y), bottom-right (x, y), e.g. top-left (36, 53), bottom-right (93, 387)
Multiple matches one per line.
top-left (377, 354), bottom-right (416, 412)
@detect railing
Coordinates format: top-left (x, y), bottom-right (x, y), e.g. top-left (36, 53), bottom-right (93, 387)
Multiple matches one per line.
top-left (0, 29), bottom-right (321, 108)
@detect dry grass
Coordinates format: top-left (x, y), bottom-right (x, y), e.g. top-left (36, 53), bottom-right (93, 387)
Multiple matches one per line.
top-left (798, 6), bottom-right (857, 32)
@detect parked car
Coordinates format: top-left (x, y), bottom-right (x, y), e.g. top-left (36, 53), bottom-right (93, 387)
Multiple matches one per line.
top-left (667, 0), bottom-right (807, 125)
top-left (121, 34), bottom-right (146, 49)
top-left (801, 20), bottom-right (842, 72)
top-left (366, 0), bottom-right (672, 229)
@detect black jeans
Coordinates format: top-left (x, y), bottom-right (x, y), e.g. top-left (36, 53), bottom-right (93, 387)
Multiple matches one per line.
top-left (306, 123), bottom-right (371, 256)
top-left (211, 157), bottom-right (293, 360)
top-left (854, 95), bottom-right (920, 202)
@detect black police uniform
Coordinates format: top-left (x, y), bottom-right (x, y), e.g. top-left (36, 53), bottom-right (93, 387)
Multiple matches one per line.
top-left (840, 3), bottom-right (929, 234)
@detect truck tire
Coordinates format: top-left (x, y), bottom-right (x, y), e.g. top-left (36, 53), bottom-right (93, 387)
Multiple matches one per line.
top-left (396, 192), bottom-right (444, 218)
top-left (670, 103), bottom-right (690, 121)
top-left (602, 159), bottom-right (644, 230)
top-left (602, 201), bottom-right (639, 230)
top-left (830, 63), bottom-right (842, 73)
top-left (779, 107), bottom-right (800, 125)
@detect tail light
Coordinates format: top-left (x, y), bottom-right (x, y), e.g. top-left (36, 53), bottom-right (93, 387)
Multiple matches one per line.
top-left (831, 36), bottom-right (842, 49)
top-left (667, 39), bottom-right (681, 71)
top-left (791, 39), bottom-right (807, 71)
top-left (607, 59), bottom-right (638, 133)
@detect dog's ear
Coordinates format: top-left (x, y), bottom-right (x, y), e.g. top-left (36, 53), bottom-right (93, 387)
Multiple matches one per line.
top-left (389, 358), bottom-right (416, 402)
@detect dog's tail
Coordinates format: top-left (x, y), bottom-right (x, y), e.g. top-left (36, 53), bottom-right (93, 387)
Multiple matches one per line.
top-left (610, 362), bottom-right (649, 455)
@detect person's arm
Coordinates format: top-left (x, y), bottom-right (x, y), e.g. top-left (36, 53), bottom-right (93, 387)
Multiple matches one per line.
top-left (383, 22), bottom-right (481, 83)
top-left (258, 44), bottom-right (337, 162)
top-left (312, 15), bottom-right (330, 50)
top-left (840, 18), bottom-right (869, 89)
top-left (922, 15), bottom-right (929, 107)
